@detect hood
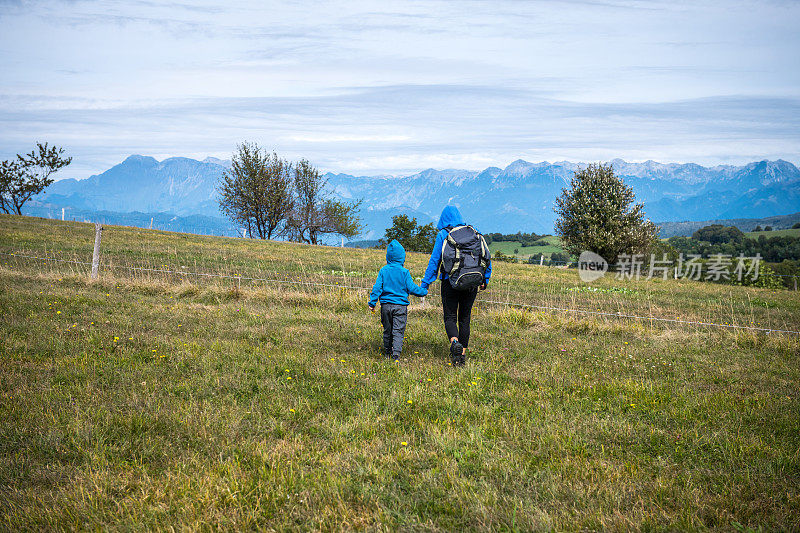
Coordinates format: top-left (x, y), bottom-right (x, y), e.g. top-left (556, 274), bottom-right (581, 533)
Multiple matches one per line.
top-left (386, 239), bottom-right (406, 265)
top-left (437, 205), bottom-right (464, 230)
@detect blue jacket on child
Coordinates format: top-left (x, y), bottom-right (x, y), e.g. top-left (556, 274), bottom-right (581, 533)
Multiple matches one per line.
top-left (369, 240), bottom-right (428, 307)
top-left (420, 205), bottom-right (492, 290)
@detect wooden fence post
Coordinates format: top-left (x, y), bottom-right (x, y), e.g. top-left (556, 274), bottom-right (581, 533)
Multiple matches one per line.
top-left (91, 223), bottom-right (103, 280)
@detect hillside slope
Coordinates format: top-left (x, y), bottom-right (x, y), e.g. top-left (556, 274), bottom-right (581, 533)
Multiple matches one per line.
top-left (1, 215), bottom-right (798, 530)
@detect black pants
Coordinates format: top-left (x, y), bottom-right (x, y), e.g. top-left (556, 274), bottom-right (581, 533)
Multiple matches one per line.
top-left (380, 303), bottom-right (408, 356)
top-left (441, 282), bottom-right (478, 348)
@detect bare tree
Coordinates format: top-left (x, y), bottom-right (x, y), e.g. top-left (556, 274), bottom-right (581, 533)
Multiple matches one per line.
top-left (0, 143), bottom-right (72, 215)
top-left (217, 143), bottom-right (294, 239)
top-left (287, 159), bottom-right (362, 244)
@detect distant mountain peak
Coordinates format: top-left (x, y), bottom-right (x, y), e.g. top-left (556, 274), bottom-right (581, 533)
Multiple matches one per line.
top-left (122, 154), bottom-right (158, 165)
top-left (503, 159), bottom-right (536, 174)
top-left (36, 154), bottom-right (800, 238)
top-left (202, 156), bottom-right (230, 167)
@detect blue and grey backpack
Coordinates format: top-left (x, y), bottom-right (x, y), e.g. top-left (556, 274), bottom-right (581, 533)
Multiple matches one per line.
top-left (439, 225), bottom-right (490, 290)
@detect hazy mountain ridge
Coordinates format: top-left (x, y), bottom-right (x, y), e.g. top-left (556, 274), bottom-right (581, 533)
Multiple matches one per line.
top-left (657, 212), bottom-right (800, 238)
top-left (36, 155), bottom-right (800, 238)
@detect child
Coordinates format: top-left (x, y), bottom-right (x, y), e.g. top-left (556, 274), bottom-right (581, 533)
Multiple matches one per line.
top-left (368, 239), bottom-right (428, 360)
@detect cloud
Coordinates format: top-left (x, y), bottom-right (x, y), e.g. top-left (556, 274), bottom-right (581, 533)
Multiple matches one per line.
top-left (2, 86), bottom-right (798, 177)
top-left (0, 0), bottom-right (798, 177)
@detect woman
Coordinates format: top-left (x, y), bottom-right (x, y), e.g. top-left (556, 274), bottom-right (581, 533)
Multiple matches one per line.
top-left (420, 206), bottom-right (491, 366)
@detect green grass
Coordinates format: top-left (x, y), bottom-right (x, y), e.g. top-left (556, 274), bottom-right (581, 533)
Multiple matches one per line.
top-left (746, 228), bottom-right (800, 239)
top-left (488, 235), bottom-right (565, 260)
top-left (1, 214), bottom-right (799, 531)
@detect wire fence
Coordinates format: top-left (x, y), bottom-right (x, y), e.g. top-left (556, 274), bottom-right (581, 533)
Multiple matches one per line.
top-left (2, 246), bottom-right (798, 336)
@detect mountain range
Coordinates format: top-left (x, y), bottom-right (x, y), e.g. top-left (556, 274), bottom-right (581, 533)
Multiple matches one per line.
top-left (34, 155), bottom-right (800, 239)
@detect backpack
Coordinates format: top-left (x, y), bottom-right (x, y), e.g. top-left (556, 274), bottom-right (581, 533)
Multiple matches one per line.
top-left (439, 225), bottom-right (490, 290)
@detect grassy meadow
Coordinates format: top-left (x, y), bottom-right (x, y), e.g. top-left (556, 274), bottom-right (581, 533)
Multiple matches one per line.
top-left (1, 214), bottom-right (799, 531)
top-left (488, 236), bottom-right (565, 261)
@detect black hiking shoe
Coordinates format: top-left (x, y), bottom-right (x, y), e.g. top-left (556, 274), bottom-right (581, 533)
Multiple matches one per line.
top-left (450, 340), bottom-right (464, 366)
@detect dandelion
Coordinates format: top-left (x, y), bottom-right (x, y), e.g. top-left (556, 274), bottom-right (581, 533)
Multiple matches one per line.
top-left (152, 349), bottom-right (157, 353)
top-left (289, 408), bottom-right (295, 413)
top-left (401, 441), bottom-right (408, 446)
top-left (407, 400), bottom-right (413, 404)
top-left (287, 376), bottom-right (292, 380)
top-left (427, 378), bottom-right (432, 382)
top-left (471, 381), bottom-right (477, 385)
top-left (177, 324), bottom-right (182, 327)
top-left (340, 359), bottom-right (346, 363)
top-left (56, 311), bottom-right (61, 314)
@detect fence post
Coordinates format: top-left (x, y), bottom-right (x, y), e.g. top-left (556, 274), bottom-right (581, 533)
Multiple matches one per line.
top-left (794, 276), bottom-right (797, 291)
top-left (91, 223), bottom-right (103, 279)
top-left (540, 255), bottom-right (544, 266)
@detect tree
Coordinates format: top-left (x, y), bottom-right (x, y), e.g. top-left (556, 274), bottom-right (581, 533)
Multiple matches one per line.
top-left (692, 224), bottom-right (744, 244)
top-left (286, 159), bottom-right (362, 244)
top-left (0, 142), bottom-right (71, 215)
top-left (754, 225), bottom-right (763, 232)
top-left (554, 163), bottom-right (657, 263)
top-left (217, 143), bottom-right (294, 239)
top-left (764, 226), bottom-right (773, 231)
top-left (493, 250), bottom-right (517, 263)
top-left (793, 222), bottom-right (800, 229)
top-left (379, 214), bottom-right (437, 253)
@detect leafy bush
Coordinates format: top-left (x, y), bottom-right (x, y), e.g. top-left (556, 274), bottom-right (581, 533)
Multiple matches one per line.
top-left (555, 163), bottom-right (657, 263)
top-left (493, 250), bottom-right (517, 263)
top-left (691, 224), bottom-right (745, 244)
top-left (379, 214), bottom-right (437, 253)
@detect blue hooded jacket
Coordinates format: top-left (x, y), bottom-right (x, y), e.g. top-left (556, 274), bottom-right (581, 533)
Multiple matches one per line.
top-left (369, 240), bottom-right (428, 307)
top-left (420, 205), bottom-right (492, 289)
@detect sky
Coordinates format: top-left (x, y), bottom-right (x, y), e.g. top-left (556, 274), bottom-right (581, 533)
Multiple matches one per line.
top-left (1, 0), bottom-right (799, 179)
